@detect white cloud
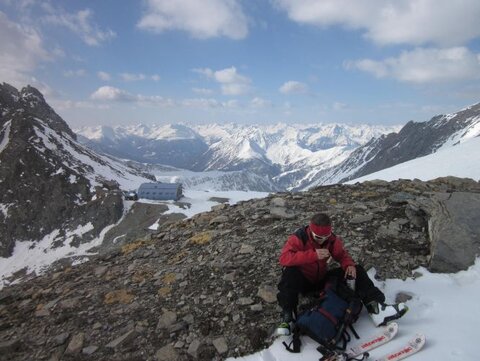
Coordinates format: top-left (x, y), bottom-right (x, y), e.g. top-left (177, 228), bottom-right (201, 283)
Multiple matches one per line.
top-left (91, 86), bottom-right (135, 102)
top-left (192, 87), bottom-right (214, 95)
top-left (194, 66), bottom-right (251, 95)
top-left (137, 0), bottom-right (248, 39)
top-left (90, 86), bottom-right (241, 110)
top-left (90, 86), bottom-right (174, 106)
top-left (51, 99), bottom-right (110, 110)
top-left (279, 80), bottom-right (308, 94)
top-left (120, 73), bottom-right (147, 82)
top-left (42, 6), bottom-right (115, 46)
top-left (333, 102), bottom-right (347, 111)
top-left (0, 11), bottom-right (49, 86)
top-left (347, 47), bottom-right (480, 83)
top-left (182, 98), bottom-right (239, 109)
top-left (151, 74), bottom-right (161, 81)
top-left (251, 97), bottom-right (271, 108)
top-left (274, 0), bottom-right (480, 46)
top-left (97, 71), bottom-right (111, 81)
top-left (63, 69), bottom-right (86, 78)
top-left (182, 98), bottom-right (220, 108)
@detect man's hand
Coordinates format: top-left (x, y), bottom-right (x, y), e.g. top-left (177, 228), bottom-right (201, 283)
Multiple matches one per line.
top-left (345, 265), bottom-right (357, 279)
top-left (316, 248), bottom-right (331, 260)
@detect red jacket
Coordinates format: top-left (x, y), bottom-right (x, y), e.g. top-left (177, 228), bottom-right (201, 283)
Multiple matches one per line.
top-left (279, 226), bottom-right (355, 284)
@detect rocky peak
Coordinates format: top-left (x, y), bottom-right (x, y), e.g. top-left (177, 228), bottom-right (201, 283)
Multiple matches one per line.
top-left (0, 83), bottom-right (152, 258)
top-left (0, 83), bottom-right (75, 139)
top-left (1, 177), bottom-right (478, 361)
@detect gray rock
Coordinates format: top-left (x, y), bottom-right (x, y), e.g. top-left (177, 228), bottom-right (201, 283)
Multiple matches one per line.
top-left (82, 345), bottom-right (98, 355)
top-left (270, 197), bottom-right (286, 207)
top-left (94, 266), bottom-right (108, 277)
top-left (389, 192), bottom-right (416, 204)
top-left (210, 216), bottom-right (229, 225)
top-left (212, 337), bottom-right (228, 355)
top-left (395, 292), bottom-right (413, 303)
top-left (427, 192), bottom-right (480, 272)
top-left (59, 297), bottom-right (80, 309)
top-left (250, 304), bottom-right (263, 312)
top-left (256, 285), bottom-right (277, 303)
top-left (405, 205), bottom-right (427, 228)
top-left (239, 244), bottom-right (255, 254)
top-left (35, 308), bottom-right (50, 317)
top-left (0, 339), bottom-right (22, 353)
top-left (156, 344), bottom-right (179, 361)
top-left (157, 310), bottom-right (177, 329)
top-left (350, 214), bottom-right (374, 224)
top-left (106, 329), bottom-right (137, 349)
top-left (377, 224), bottom-right (400, 238)
top-left (269, 207), bottom-right (295, 219)
top-left (65, 332), bottom-right (85, 355)
top-left (187, 339), bottom-right (202, 358)
top-left (53, 332), bottom-right (70, 346)
top-left (237, 297), bottom-right (254, 306)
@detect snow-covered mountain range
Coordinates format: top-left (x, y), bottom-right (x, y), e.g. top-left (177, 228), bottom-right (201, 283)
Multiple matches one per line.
top-left (76, 123), bottom-right (400, 190)
top-left (76, 101), bottom-right (480, 191)
top-left (0, 83), bottom-right (153, 258)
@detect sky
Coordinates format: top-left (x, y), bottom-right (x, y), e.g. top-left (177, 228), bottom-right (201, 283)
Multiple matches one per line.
top-left (1, 0), bottom-right (480, 127)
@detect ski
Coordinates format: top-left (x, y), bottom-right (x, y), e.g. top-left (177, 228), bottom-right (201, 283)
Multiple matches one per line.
top-left (374, 334), bottom-right (426, 361)
top-left (319, 323), bottom-right (399, 361)
top-left (345, 322), bottom-right (399, 358)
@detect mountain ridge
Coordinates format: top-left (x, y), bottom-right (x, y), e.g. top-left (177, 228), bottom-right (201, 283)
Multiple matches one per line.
top-left (0, 83), bottom-right (154, 258)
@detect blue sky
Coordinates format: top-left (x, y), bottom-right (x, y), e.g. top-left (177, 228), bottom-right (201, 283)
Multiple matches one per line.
top-left (1, 0), bottom-right (480, 127)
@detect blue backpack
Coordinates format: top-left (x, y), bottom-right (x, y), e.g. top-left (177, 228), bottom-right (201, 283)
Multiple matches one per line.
top-left (283, 279), bottom-right (363, 357)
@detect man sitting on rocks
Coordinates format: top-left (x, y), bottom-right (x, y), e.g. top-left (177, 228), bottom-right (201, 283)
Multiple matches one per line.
top-left (276, 213), bottom-right (408, 335)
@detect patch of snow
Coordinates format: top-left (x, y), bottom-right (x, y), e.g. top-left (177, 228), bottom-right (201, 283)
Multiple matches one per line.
top-left (162, 189), bottom-right (269, 218)
top-left (148, 220), bottom-right (160, 231)
top-left (349, 136), bottom-right (480, 183)
top-left (0, 213), bottom-right (123, 289)
top-left (0, 203), bottom-right (13, 218)
top-left (438, 115), bottom-right (480, 150)
top-left (32, 118), bottom-right (151, 190)
top-left (69, 174), bottom-right (77, 183)
top-left (0, 120), bottom-right (12, 154)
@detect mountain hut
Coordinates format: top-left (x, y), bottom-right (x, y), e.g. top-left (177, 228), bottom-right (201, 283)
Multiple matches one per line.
top-left (137, 182), bottom-right (183, 201)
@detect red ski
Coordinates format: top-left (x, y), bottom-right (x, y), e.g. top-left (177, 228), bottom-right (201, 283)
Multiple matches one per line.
top-left (374, 334), bottom-right (426, 361)
top-left (345, 322), bottom-right (399, 358)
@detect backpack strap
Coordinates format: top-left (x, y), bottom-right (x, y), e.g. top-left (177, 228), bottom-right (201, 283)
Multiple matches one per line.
top-left (283, 325), bottom-right (301, 353)
top-left (294, 227), bottom-right (309, 246)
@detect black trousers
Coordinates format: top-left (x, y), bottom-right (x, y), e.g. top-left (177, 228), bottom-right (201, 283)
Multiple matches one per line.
top-left (277, 265), bottom-right (385, 316)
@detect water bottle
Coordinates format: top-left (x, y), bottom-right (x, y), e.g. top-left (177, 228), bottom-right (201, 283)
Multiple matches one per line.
top-left (346, 275), bottom-right (356, 291)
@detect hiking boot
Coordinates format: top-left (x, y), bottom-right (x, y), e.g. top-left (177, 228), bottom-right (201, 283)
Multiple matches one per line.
top-left (275, 310), bottom-right (294, 336)
top-left (275, 321), bottom-right (292, 336)
top-left (368, 302), bottom-right (409, 327)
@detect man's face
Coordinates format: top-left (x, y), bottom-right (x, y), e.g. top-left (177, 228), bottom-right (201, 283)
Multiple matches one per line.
top-left (311, 230), bottom-right (331, 244)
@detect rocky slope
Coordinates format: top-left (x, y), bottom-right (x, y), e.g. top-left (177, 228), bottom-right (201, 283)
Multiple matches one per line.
top-left (1, 177), bottom-right (479, 361)
top-left (0, 83), bottom-right (154, 258)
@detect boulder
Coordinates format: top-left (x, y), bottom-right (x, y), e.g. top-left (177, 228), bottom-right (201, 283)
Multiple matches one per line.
top-left (422, 192), bottom-right (480, 272)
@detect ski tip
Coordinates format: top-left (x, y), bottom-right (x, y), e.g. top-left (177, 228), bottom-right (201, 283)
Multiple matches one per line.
top-left (386, 322), bottom-right (399, 336)
top-left (411, 334), bottom-right (426, 349)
